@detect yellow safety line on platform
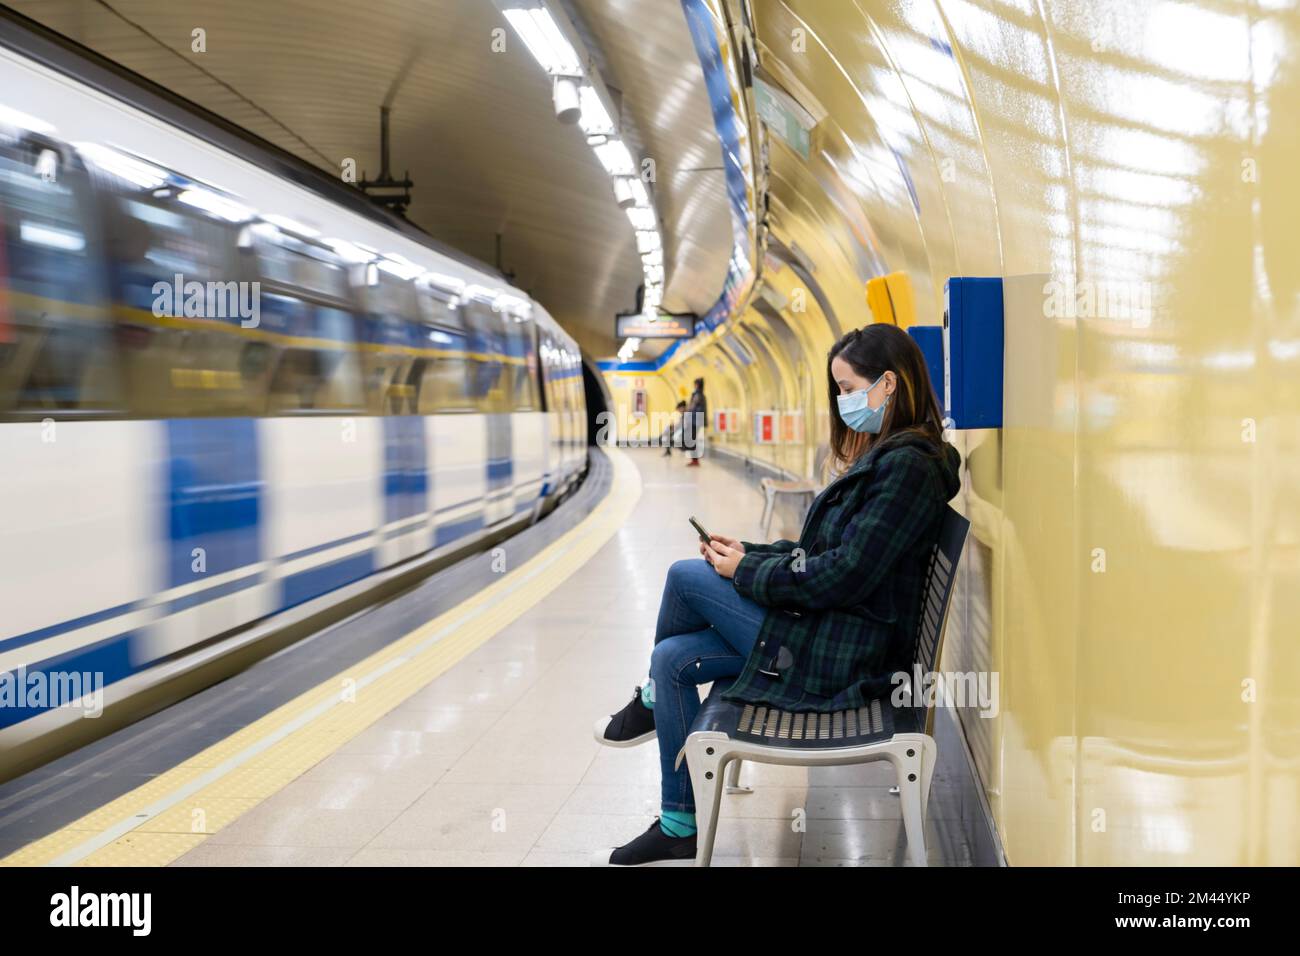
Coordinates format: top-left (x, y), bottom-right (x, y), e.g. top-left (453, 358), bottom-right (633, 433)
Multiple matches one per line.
top-left (1, 447), bottom-right (641, 867)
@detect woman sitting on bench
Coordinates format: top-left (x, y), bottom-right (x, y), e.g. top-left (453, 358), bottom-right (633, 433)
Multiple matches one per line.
top-left (592, 323), bottom-right (962, 866)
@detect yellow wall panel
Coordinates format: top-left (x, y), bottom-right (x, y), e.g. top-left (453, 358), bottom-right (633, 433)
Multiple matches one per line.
top-left (655, 0), bottom-right (1300, 864)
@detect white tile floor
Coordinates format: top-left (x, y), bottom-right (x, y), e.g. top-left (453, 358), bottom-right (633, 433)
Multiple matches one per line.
top-left (172, 448), bottom-right (936, 867)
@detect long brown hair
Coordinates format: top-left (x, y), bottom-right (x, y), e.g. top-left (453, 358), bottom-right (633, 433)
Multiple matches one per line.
top-left (826, 324), bottom-right (945, 475)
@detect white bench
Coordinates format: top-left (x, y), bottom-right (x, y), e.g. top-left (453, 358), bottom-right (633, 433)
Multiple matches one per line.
top-left (757, 444), bottom-right (830, 536)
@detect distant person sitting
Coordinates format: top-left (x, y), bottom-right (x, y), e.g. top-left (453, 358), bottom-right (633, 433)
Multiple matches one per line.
top-left (683, 378), bottom-right (707, 467)
top-left (661, 400), bottom-right (687, 457)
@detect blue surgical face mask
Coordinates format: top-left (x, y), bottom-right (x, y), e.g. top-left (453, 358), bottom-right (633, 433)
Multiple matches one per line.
top-left (836, 375), bottom-right (890, 433)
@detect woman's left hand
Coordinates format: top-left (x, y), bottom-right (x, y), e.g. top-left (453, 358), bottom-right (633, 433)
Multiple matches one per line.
top-left (704, 539), bottom-right (743, 579)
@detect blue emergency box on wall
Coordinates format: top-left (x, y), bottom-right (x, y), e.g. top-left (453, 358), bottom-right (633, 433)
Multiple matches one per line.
top-left (906, 325), bottom-right (945, 410)
top-left (943, 276), bottom-right (1004, 428)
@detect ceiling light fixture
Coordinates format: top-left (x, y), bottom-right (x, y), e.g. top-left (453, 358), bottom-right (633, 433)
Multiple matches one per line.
top-left (626, 206), bottom-right (656, 231)
top-left (493, 0), bottom-right (670, 354)
top-left (501, 5), bottom-right (581, 75)
top-left (594, 140), bottom-right (635, 176)
top-left (578, 85), bottom-right (616, 136)
top-left (635, 230), bottom-right (661, 254)
top-left (553, 76), bottom-right (581, 124)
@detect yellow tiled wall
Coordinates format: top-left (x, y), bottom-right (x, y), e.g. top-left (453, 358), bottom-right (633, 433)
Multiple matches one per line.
top-left (657, 0), bottom-right (1299, 865)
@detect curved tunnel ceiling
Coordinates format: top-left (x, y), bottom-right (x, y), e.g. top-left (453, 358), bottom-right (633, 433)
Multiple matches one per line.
top-left (10, 0), bottom-right (735, 359)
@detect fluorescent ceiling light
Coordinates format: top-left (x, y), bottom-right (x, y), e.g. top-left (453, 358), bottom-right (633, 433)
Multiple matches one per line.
top-left (626, 206), bottom-right (656, 231)
top-left (578, 85), bottom-right (615, 135)
top-left (594, 140), bottom-right (635, 176)
top-left (75, 143), bottom-right (166, 189)
top-left (178, 187), bottom-right (254, 222)
top-left (502, 6), bottom-right (581, 75)
top-left (628, 178), bottom-right (649, 207)
top-left (644, 265), bottom-right (664, 282)
top-left (641, 249), bottom-right (663, 268)
top-left (635, 230), bottom-right (661, 254)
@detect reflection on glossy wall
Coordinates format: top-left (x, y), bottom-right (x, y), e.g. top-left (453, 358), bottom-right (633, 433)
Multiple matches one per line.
top-left (660, 0), bottom-right (1300, 864)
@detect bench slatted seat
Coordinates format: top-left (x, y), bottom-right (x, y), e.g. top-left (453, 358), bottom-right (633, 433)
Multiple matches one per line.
top-left (680, 505), bottom-right (970, 867)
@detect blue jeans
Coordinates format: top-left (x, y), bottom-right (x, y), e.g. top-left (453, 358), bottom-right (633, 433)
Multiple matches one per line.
top-left (649, 558), bottom-right (766, 812)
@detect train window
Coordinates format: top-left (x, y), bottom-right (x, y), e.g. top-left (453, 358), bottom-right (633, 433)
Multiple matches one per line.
top-left (362, 314), bottom-right (416, 414)
top-left (503, 316), bottom-right (539, 411)
top-left (103, 192), bottom-right (272, 417)
top-left (416, 285), bottom-right (461, 328)
top-left (534, 330), bottom-right (550, 414)
top-left (242, 231), bottom-right (364, 415)
top-left (416, 325), bottom-right (472, 413)
top-left (462, 301), bottom-right (508, 413)
top-left (265, 302), bottom-right (363, 413)
top-left (358, 273), bottom-right (420, 415)
top-left (0, 139), bottom-right (119, 417)
top-left (255, 233), bottom-right (350, 301)
top-left (468, 358), bottom-right (506, 413)
top-left (116, 197), bottom-right (239, 289)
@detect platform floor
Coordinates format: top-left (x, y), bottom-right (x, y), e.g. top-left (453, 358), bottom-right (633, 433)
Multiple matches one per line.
top-left (3, 447), bottom-right (994, 867)
top-left (168, 448), bottom-right (984, 866)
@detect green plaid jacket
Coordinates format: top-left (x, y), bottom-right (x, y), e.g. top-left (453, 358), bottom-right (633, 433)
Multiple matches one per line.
top-left (723, 433), bottom-right (961, 712)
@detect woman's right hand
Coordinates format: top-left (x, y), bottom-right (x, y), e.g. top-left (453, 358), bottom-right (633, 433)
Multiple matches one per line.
top-left (700, 534), bottom-right (744, 558)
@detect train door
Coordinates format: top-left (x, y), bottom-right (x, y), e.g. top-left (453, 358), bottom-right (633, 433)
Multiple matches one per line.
top-left (464, 299), bottom-right (512, 526)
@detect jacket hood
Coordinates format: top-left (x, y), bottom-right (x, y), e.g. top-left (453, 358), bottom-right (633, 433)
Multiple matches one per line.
top-left (849, 430), bottom-right (962, 501)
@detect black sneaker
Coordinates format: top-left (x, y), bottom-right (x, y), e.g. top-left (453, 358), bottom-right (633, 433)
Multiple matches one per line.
top-left (591, 818), bottom-right (697, 866)
top-left (593, 687), bottom-right (656, 748)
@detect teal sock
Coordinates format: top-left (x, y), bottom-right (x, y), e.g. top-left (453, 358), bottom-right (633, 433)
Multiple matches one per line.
top-left (640, 680), bottom-right (654, 710)
top-left (660, 809), bottom-right (697, 838)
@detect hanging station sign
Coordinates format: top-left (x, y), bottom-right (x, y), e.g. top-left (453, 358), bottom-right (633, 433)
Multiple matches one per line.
top-left (615, 313), bottom-right (696, 339)
top-left (753, 77), bottom-right (814, 160)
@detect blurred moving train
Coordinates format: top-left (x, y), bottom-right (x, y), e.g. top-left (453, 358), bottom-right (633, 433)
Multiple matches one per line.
top-left (0, 24), bottom-right (587, 769)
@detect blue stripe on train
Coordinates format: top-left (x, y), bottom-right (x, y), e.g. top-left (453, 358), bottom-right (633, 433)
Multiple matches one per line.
top-left (0, 632), bottom-right (135, 730)
top-left (384, 416), bottom-right (428, 523)
top-left (280, 529), bottom-right (374, 564)
top-left (165, 571), bottom-right (263, 615)
top-left (281, 550), bottom-right (375, 610)
top-left (1, 417), bottom-right (550, 729)
top-left (165, 418), bottom-right (261, 588)
top-left (0, 599), bottom-right (140, 655)
top-left (435, 514), bottom-right (484, 548)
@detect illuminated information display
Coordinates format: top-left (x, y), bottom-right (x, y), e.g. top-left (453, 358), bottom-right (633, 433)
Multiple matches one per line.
top-left (615, 314), bottom-right (696, 339)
